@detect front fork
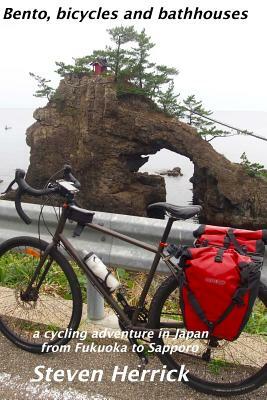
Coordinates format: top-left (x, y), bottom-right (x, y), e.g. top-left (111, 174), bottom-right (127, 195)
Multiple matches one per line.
top-left (22, 241), bottom-right (57, 298)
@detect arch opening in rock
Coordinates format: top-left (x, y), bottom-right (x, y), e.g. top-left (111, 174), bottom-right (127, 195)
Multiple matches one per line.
top-left (139, 149), bottom-right (194, 206)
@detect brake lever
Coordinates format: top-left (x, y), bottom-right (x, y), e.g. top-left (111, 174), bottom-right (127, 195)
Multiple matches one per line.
top-left (63, 164), bottom-right (81, 189)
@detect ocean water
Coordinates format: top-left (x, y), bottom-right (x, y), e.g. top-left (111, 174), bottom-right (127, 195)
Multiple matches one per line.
top-left (0, 108), bottom-right (267, 206)
top-left (0, 109), bottom-right (32, 193)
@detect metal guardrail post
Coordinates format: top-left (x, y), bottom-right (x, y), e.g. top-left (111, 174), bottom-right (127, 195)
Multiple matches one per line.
top-left (86, 278), bottom-right (105, 320)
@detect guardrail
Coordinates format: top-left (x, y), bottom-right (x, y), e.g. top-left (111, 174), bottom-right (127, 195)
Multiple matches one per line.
top-left (0, 200), bottom-right (266, 321)
top-left (0, 200), bottom-right (197, 320)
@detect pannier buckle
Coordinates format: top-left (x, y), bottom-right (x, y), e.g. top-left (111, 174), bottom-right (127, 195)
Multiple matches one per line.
top-left (215, 248), bottom-right (224, 263)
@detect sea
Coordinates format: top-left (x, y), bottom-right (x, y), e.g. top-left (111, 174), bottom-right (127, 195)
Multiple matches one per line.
top-left (0, 108), bottom-right (267, 205)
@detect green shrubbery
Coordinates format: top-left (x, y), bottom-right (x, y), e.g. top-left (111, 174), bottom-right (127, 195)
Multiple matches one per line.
top-left (240, 152), bottom-right (267, 178)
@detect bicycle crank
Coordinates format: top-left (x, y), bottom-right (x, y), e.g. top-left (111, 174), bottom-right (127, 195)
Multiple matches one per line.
top-left (116, 291), bottom-right (149, 366)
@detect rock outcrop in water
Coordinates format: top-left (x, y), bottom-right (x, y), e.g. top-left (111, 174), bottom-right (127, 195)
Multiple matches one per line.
top-left (159, 167), bottom-right (183, 177)
top-left (25, 75), bottom-right (267, 228)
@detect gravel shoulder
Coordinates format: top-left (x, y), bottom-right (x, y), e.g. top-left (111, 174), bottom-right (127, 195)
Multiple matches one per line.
top-left (0, 332), bottom-right (266, 400)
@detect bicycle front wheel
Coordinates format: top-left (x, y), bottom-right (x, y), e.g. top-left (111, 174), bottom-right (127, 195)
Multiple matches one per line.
top-left (148, 274), bottom-right (267, 397)
top-left (0, 236), bottom-right (83, 353)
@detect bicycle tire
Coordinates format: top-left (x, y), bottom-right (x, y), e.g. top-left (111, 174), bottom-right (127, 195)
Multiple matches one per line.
top-left (0, 236), bottom-right (83, 353)
top-left (148, 274), bottom-right (267, 396)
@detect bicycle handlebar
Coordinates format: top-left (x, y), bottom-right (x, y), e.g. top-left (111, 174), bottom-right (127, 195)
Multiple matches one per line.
top-left (15, 169), bottom-right (58, 197)
top-left (3, 165), bottom-right (81, 225)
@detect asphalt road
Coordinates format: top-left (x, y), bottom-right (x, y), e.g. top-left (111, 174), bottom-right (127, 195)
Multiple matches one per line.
top-left (0, 334), bottom-right (266, 400)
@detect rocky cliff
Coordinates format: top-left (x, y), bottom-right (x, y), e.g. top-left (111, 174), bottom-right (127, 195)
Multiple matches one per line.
top-left (26, 75), bottom-right (267, 228)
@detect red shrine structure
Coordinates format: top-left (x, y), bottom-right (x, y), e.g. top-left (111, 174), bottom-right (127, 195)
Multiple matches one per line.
top-left (90, 58), bottom-right (109, 75)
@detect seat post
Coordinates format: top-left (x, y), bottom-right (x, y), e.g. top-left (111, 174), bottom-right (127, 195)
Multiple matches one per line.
top-left (132, 215), bottom-right (175, 325)
top-left (160, 216), bottom-right (175, 244)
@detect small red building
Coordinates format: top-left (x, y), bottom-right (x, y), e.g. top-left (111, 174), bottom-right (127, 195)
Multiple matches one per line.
top-left (90, 58), bottom-right (109, 75)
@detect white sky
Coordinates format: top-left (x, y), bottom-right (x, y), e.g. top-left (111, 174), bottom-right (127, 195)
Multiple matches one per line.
top-left (0, 0), bottom-right (266, 110)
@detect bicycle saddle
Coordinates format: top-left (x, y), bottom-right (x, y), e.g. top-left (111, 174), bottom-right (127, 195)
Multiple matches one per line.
top-left (147, 202), bottom-right (202, 220)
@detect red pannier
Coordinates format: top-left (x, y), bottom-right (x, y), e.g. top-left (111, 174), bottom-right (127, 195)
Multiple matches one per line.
top-left (179, 225), bottom-right (265, 341)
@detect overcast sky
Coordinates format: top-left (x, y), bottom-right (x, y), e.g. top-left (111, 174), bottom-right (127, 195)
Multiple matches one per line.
top-left (0, 0), bottom-right (266, 111)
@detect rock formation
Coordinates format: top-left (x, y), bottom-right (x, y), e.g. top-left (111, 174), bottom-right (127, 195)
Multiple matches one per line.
top-left (159, 167), bottom-right (183, 177)
top-left (25, 75), bottom-right (267, 228)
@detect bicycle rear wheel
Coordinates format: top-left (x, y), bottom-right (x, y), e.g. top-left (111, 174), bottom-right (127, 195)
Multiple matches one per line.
top-left (0, 236), bottom-right (83, 353)
top-left (148, 274), bottom-right (267, 396)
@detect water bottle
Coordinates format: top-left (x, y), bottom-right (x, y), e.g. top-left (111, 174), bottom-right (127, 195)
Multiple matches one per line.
top-left (82, 251), bottom-right (121, 292)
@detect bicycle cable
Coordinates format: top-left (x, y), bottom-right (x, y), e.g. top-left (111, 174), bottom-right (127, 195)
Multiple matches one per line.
top-left (37, 167), bottom-right (66, 244)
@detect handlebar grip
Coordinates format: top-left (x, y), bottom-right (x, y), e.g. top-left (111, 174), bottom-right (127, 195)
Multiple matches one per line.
top-left (15, 189), bottom-right (32, 225)
top-left (63, 164), bottom-right (81, 189)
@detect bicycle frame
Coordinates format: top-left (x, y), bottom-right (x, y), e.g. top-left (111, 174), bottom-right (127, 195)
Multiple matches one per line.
top-left (33, 205), bottom-right (180, 332)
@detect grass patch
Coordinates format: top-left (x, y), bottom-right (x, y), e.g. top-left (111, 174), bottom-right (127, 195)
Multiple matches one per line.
top-left (0, 250), bottom-right (86, 301)
top-left (244, 301), bottom-right (267, 336)
top-left (208, 359), bottom-right (230, 375)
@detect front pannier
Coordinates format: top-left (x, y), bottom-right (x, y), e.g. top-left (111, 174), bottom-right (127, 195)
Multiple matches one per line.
top-left (179, 225), bottom-right (264, 341)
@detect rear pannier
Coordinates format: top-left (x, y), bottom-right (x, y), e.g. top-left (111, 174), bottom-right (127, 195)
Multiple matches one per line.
top-left (178, 225), bottom-right (265, 341)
